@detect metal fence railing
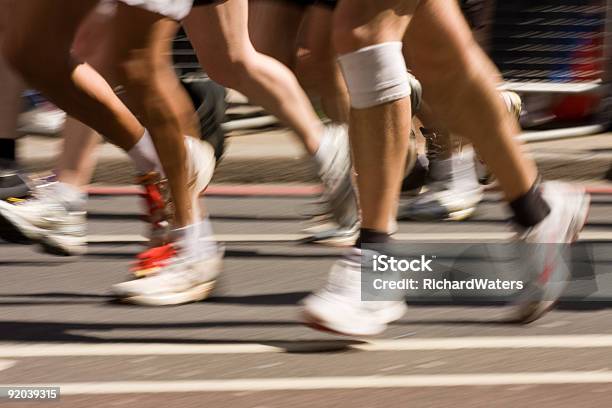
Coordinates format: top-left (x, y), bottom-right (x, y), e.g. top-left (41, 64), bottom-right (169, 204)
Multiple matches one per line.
top-left (491, 1), bottom-right (608, 90)
top-left (485, 0), bottom-right (612, 140)
top-left (173, 2), bottom-right (612, 138)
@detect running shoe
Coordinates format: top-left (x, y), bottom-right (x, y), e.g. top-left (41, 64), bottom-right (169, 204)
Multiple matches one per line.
top-left (0, 169), bottom-right (31, 200)
top-left (139, 137), bottom-right (215, 248)
top-left (132, 137), bottom-right (216, 277)
top-left (512, 181), bottom-right (590, 324)
top-left (317, 124), bottom-right (360, 231)
top-left (399, 183), bottom-right (483, 221)
top-left (398, 147), bottom-right (483, 221)
top-left (131, 243), bottom-right (176, 278)
top-left (301, 215), bottom-right (360, 247)
top-left (113, 246), bottom-right (224, 306)
top-left (18, 100), bottom-right (66, 136)
top-left (302, 248), bottom-right (408, 336)
top-left (0, 182), bottom-right (86, 256)
top-left (138, 172), bottom-right (173, 249)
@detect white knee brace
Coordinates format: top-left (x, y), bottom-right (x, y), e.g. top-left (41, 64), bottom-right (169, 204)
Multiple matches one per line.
top-left (338, 41), bottom-right (411, 109)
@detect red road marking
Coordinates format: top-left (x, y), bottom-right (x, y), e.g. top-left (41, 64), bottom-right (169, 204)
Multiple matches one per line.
top-left (586, 186), bottom-right (612, 195)
top-left (486, 184), bottom-right (612, 195)
top-left (88, 184), bottom-right (323, 197)
top-left (88, 184), bottom-right (611, 197)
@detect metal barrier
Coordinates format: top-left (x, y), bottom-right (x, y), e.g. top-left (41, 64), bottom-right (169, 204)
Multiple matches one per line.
top-left (486, 0), bottom-right (612, 141)
top-left (173, 3), bottom-right (612, 139)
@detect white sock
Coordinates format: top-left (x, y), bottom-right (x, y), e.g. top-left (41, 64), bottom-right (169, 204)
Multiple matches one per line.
top-left (314, 128), bottom-right (335, 171)
top-left (127, 129), bottom-right (164, 176)
top-left (172, 217), bottom-right (217, 259)
top-left (46, 182), bottom-right (87, 211)
top-left (439, 147), bottom-right (480, 192)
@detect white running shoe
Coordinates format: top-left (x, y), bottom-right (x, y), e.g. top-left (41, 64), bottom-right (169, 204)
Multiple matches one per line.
top-left (301, 216), bottom-right (360, 247)
top-left (512, 181), bottom-right (590, 324)
top-left (132, 137), bottom-right (216, 279)
top-left (400, 182), bottom-right (483, 221)
top-left (302, 249), bottom-right (408, 336)
top-left (18, 103), bottom-right (66, 135)
top-left (399, 148), bottom-right (483, 221)
top-left (316, 124), bottom-right (360, 231)
top-left (112, 247), bottom-right (224, 306)
top-left (0, 169), bottom-right (32, 200)
top-left (0, 183), bottom-right (86, 256)
top-left (138, 137), bottom-right (216, 249)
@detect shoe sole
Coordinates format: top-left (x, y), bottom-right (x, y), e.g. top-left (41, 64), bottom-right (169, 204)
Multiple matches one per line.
top-left (514, 191), bottom-right (591, 324)
top-left (41, 234), bottom-right (87, 257)
top-left (302, 310), bottom-right (384, 337)
top-left (132, 266), bottom-right (162, 279)
top-left (0, 211), bottom-right (34, 244)
top-left (407, 206), bottom-right (477, 222)
top-left (120, 280), bottom-right (216, 306)
top-left (302, 302), bottom-right (408, 337)
top-left (303, 227), bottom-right (360, 247)
top-left (0, 204), bottom-right (85, 256)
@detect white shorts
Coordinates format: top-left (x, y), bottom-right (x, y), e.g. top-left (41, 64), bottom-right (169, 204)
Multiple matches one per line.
top-left (118, 0), bottom-right (193, 20)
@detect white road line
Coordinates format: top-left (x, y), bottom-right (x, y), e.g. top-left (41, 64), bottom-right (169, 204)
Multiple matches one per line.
top-left (354, 336), bottom-right (612, 351)
top-left (87, 230), bottom-right (612, 244)
top-left (0, 343), bottom-right (280, 357)
top-left (392, 231), bottom-right (611, 242)
top-left (6, 372), bottom-right (612, 394)
top-left (0, 360), bottom-right (16, 372)
top-left (5, 335), bottom-right (612, 357)
top-left (87, 234), bottom-right (308, 244)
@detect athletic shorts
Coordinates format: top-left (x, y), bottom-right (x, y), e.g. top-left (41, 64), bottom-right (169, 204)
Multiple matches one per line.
top-left (288, 0), bottom-right (337, 9)
top-left (117, 0), bottom-right (219, 21)
top-left (118, 0), bottom-right (193, 20)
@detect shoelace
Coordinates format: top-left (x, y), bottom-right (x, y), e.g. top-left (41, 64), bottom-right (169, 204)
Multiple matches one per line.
top-left (137, 172), bottom-right (173, 247)
top-left (140, 182), bottom-right (166, 224)
top-left (9, 186), bottom-right (54, 208)
top-left (131, 243), bottom-right (177, 276)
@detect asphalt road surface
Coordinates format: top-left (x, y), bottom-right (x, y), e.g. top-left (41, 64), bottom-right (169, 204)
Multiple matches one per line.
top-left (1, 187), bottom-right (611, 407)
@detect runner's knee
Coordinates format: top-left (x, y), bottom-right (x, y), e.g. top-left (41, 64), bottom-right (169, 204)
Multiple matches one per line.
top-left (338, 41), bottom-right (410, 109)
top-left (203, 50), bottom-right (255, 91)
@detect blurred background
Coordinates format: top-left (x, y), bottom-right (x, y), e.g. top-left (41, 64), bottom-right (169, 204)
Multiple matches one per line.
top-left (0, 0), bottom-right (611, 407)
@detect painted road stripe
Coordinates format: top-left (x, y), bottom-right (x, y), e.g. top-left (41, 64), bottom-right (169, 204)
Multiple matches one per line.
top-left (395, 231), bottom-right (611, 242)
top-left (6, 372), bottom-right (612, 393)
top-left (87, 234), bottom-right (307, 244)
top-left (0, 360), bottom-right (16, 372)
top-left (87, 230), bottom-right (612, 245)
top-left (6, 335), bottom-right (612, 357)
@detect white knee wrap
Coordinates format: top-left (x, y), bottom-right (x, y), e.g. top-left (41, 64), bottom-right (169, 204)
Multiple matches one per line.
top-left (338, 42), bottom-right (411, 109)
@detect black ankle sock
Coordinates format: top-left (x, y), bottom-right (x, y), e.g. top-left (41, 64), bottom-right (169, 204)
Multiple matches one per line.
top-left (0, 139), bottom-right (17, 165)
top-left (509, 180), bottom-right (551, 228)
top-left (356, 228), bottom-right (391, 248)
